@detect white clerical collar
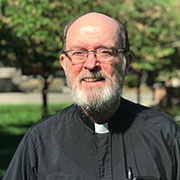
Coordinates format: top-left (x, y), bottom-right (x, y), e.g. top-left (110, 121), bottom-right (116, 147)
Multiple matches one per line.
top-left (94, 123), bottom-right (109, 134)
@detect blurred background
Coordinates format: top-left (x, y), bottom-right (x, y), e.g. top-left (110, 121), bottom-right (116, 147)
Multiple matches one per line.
top-left (0, 0), bottom-right (180, 178)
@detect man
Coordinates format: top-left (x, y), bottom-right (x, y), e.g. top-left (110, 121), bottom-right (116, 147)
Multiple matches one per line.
top-left (3, 12), bottom-right (180, 180)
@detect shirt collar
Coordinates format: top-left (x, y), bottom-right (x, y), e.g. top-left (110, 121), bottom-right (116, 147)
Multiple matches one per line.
top-left (77, 105), bottom-right (114, 134)
top-left (94, 123), bottom-right (109, 134)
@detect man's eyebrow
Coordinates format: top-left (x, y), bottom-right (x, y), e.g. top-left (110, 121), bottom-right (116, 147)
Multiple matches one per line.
top-left (66, 46), bottom-right (86, 50)
top-left (67, 45), bottom-right (116, 50)
top-left (96, 45), bottom-right (115, 49)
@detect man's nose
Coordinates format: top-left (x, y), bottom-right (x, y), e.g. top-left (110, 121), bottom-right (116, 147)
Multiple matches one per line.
top-left (83, 52), bottom-right (99, 70)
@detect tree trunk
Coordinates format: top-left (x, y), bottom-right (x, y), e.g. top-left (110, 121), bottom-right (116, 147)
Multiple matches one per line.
top-left (137, 71), bottom-right (142, 104)
top-left (42, 77), bottom-right (49, 118)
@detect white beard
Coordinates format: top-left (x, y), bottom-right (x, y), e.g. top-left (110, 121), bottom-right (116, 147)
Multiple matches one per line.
top-left (65, 57), bottom-right (127, 113)
top-left (72, 79), bottom-right (122, 113)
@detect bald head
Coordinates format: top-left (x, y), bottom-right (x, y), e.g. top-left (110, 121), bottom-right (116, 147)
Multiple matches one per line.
top-left (68, 12), bottom-right (119, 32)
top-left (62, 12), bottom-right (130, 52)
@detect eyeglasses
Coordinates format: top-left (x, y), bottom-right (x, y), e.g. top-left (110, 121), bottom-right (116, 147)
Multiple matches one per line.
top-left (62, 47), bottom-right (125, 64)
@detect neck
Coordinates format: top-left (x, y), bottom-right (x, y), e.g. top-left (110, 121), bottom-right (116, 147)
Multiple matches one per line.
top-left (81, 99), bottom-right (120, 124)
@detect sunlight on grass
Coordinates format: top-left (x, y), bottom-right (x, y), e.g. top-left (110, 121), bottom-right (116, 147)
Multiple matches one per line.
top-left (1, 126), bottom-right (28, 135)
top-left (0, 103), bottom-right (72, 126)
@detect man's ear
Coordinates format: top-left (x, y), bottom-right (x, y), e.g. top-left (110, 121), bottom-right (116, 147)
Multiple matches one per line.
top-left (60, 54), bottom-right (67, 75)
top-left (125, 51), bottom-right (133, 74)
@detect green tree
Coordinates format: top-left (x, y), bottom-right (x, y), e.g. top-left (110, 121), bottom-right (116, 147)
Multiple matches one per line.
top-left (0, 0), bottom-right (109, 116)
top-left (103, 0), bottom-right (180, 102)
top-left (1, 0), bottom-right (179, 111)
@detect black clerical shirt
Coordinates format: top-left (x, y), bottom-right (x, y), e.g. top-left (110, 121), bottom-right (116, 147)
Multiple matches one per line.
top-left (2, 98), bottom-right (180, 180)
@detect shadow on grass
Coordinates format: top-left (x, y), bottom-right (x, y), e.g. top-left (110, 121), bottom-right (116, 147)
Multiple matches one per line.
top-left (0, 123), bottom-right (33, 179)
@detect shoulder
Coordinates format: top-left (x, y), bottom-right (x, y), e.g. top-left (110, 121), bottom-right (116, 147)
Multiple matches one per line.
top-left (138, 104), bottom-right (179, 136)
top-left (26, 104), bottom-right (78, 138)
top-left (121, 98), bottom-right (180, 139)
top-left (32, 104), bottom-right (76, 127)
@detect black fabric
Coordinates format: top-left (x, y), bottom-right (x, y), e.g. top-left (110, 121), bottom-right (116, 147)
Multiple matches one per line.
top-left (2, 98), bottom-right (180, 180)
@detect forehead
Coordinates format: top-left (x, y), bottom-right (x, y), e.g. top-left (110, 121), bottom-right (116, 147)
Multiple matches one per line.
top-left (66, 14), bottom-right (119, 48)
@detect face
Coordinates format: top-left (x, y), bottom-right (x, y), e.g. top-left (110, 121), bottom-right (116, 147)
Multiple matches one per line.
top-left (60, 13), bottom-right (130, 113)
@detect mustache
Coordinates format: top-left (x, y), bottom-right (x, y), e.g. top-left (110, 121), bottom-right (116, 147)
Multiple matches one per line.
top-left (78, 71), bottom-right (108, 81)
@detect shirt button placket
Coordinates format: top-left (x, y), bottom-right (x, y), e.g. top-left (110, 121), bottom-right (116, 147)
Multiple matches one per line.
top-left (97, 133), bottom-right (112, 180)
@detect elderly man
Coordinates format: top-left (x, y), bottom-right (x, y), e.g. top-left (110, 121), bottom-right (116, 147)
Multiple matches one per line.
top-left (3, 12), bottom-right (180, 180)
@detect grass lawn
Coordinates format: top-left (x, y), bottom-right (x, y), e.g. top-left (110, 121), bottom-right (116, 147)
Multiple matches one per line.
top-left (0, 103), bottom-right (179, 179)
top-left (0, 103), bottom-right (71, 179)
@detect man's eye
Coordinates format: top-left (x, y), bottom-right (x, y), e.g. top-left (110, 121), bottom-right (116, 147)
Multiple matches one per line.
top-left (72, 51), bottom-right (84, 56)
top-left (100, 50), bottom-right (113, 55)
top-left (73, 51), bottom-right (83, 55)
top-left (102, 51), bottom-right (111, 54)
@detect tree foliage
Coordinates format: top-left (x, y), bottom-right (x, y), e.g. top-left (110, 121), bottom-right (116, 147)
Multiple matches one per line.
top-left (0, 0), bottom-right (180, 111)
top-left (103, 0), bottom-right (180, 74)
top-left (102, 0), bottom-right (180, 101)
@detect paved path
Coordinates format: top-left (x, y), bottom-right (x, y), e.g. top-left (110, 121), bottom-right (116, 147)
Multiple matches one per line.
top-left (1, 91), bottom-right (179, 121)
top-left (0, 92), bottom-right (72, 104)
top-left (0, 90), bottom-right (154, 106)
